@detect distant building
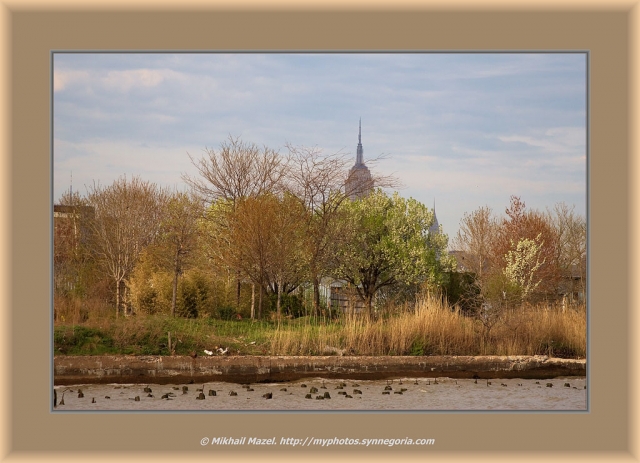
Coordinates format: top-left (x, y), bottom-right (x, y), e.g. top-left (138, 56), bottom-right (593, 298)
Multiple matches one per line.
top-left (429, 200), bottom-right (440, 236)
top-left (345, 119), bottom-right (373, 200)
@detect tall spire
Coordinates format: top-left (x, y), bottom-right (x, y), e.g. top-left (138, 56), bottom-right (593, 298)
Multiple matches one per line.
top-left (429, 199), bottom-right (440, 235)
top-left (356, 118), bottom-right (364, 165)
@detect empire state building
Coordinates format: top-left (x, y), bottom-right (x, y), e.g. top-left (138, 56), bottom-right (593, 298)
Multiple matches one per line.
top-left (345, 119), bottom-right (373, 200)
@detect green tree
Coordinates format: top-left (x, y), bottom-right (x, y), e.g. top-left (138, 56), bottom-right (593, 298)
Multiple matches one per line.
top-left (333, 190), bottom-right (455, 317)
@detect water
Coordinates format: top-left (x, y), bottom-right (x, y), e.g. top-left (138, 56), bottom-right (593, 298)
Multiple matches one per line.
top-left (54, 377), bottom-right (587, 411)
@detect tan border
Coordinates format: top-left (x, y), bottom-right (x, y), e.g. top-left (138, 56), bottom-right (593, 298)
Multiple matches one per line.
top-left (1, 0), bottom-right (638, 461)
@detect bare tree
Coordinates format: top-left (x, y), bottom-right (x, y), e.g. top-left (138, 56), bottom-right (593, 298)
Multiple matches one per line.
top-left (286, 144), bottom-right (400, 315)
top-left (452, 206), bottom-right (497, 281)
top-left (546, 202), bottom-right (587, 303)
top-left (183, 136), bottom-right (290, 310)
top-left (183, 136), bottom-right (289, 207)
top-left (86, 176), bottom-right (168, 317)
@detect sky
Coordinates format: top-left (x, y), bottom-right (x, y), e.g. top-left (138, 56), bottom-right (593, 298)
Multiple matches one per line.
top-left (53, 52), bottom-right (587, 242)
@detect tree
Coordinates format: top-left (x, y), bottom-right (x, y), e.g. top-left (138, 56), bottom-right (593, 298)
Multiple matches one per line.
top-left (54, 190), bottom-right (94, 298)
top-left (503, 233), bottom-right (546, 302)
top-left (546, 202), bottom-right (587, 303)
top-left (183, 136), bottom-right (289, 310)
top-left (286, 144), bottom-right (399, 316)
top-left (332, 190), bottom-right (455, 318)
top-left (452, 206), bottom-right (496, 281)
top-left (183, 135), bottom-right (289, 206)
top-left (491, 196), bottom-right (561, 300)
top-left (157, 191), bottom-right (203, 317)
top-left (285, 145), bottom-right (357, 315)
top-left (203, 193), bottom-right (307, 319)
top-left (86, 176), bottom-right (168, 317)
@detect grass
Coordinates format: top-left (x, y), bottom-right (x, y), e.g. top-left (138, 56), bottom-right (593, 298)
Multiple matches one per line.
top-left (54, 296), bottom-right (586, 358)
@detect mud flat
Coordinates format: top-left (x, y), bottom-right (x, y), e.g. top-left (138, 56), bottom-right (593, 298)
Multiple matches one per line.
top-left (53, 355), bottom-right (586, 385)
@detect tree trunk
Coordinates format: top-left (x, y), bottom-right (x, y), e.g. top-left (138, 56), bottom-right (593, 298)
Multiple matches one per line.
top-left (115, 278), bottom-right (121, 319)
top-left (276, 278), bottom-right (282, 319)
top-left (236, 272), bottom-right (241, 310)
top-left (251, 284), bottom-right (255, 319)
top-left (313, 276), bottom-right (321, 317)
top-left (258, 284), bottom-right (263, 319)
top-left (171, 248), bottom-right (180, 317)
top-left (171, 270), bottom-right (179, 317)
top-left (365, 293), bottom-right (373, 320)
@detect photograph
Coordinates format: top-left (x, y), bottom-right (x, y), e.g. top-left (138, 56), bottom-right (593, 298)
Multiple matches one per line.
top-left (52, 52), bottom-right (587, 412)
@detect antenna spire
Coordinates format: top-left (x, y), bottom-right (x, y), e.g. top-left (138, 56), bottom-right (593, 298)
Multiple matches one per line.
top-left (356, 118), bottom-right (364, 165)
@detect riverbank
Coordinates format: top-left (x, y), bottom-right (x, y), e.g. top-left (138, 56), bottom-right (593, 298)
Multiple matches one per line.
top-left (53, 355), bottom-right (586, 385)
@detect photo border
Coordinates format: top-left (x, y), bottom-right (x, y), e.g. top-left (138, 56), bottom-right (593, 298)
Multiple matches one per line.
top-left (2, 0), bottom-right (638, 461)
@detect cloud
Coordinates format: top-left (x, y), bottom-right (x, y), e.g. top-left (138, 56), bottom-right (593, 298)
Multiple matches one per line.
top-left (53, 70), bottom-right (90, 92)
top-left (101, 68), bottom-right (185, 92)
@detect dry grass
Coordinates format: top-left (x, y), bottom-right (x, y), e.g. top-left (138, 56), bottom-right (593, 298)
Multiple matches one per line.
top-left (54, 294), bottom-right (586, 358)
top-left (269, 295), bottom-right (586, 358)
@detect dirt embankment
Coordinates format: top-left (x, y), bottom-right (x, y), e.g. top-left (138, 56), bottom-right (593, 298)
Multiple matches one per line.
top-left (53, 355), bottom-right (586, 385)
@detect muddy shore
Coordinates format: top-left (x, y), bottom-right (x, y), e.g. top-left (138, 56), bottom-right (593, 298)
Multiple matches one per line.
top-left (53, 355), bottom-right (586, 385)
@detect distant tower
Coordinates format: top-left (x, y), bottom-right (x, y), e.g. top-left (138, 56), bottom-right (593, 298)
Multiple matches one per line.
top-left (429, 199), bottom-right (440, 236)
top-left (345, 119), bottom-right (373, 200)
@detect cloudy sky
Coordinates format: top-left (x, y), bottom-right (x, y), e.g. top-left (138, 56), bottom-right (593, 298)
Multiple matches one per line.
top-left (53, 52), bottom-right (587, 241)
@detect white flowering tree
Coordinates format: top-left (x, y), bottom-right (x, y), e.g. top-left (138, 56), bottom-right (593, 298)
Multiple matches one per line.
top-left (503, 233), bottom-right (546, 302)
top-left (333, 189), bottom-right (455, 318)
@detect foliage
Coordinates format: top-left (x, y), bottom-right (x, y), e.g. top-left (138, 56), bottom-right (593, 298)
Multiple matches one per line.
top-left (503, 233), bottom-right (546, 302)
top-left (332, 190), bottom-right (455, 316)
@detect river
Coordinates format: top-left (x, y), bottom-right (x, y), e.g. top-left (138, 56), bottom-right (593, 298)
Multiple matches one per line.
top-left (53, 376), bottom-right (587, 411)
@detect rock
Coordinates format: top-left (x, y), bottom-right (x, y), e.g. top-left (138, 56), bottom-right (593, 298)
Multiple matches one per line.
top-left (323, 392), bottom-right (331, 399)
top-left (263, 392), bottom-right (273, 399)
top-left (209, 390), bottom-right (216, 396)
top-left (305, 394), bottom-right (312, 399)
top-left (196, 393), bottom-right (205, 400)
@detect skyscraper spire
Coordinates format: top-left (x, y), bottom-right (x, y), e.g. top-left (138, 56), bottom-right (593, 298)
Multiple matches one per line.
top-left (345, 119), bottom-right (373, 200)
top-left (356, 117), bottom-right (364, 165)
top-left (429, 199), bottom-right (440, 236)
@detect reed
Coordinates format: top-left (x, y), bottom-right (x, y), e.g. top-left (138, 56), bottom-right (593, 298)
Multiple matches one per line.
top-left (54, 297), bottom-right (585, 358)
top-left (268, 295), bottom-right (586, 358)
